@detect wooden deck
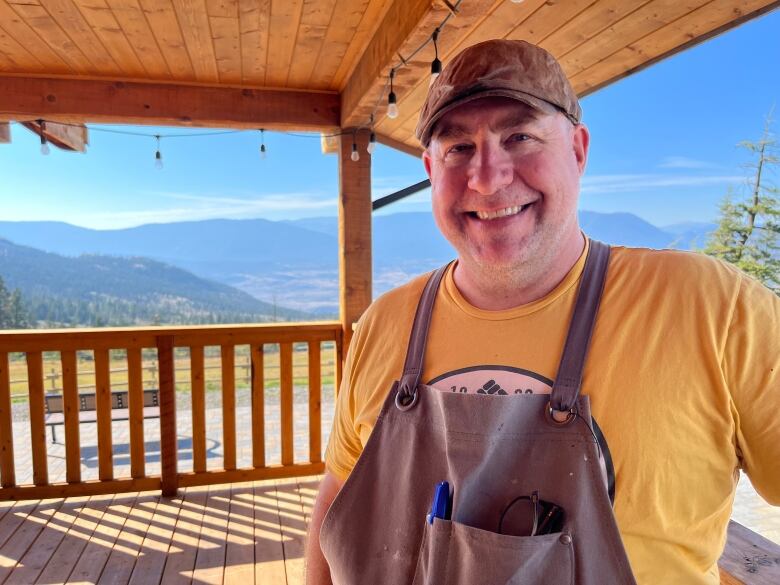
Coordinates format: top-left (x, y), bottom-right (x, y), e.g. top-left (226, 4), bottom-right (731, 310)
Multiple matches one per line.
top-left (0, 477), bottom-right (318, 585)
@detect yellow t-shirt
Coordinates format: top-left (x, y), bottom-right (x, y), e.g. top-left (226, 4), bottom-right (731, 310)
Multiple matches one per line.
top-left (325, 244), bottom-right (780, 585)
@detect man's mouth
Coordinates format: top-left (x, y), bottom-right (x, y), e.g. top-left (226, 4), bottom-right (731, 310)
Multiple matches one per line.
top-left (469, 203), bottom-right (534, 220)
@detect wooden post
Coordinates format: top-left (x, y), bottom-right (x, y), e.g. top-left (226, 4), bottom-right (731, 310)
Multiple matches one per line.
top-left (157, 336), bottom-right (178, 497)
top-left (338, 129), bottom-right (372, 352)
top-left (0, 351), bottom-right (15, 488)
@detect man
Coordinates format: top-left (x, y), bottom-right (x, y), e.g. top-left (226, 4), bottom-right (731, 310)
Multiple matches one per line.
top-left (305, 39), bottom-right (780, 584)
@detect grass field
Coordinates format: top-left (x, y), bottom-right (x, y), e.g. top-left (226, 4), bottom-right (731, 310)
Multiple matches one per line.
top-left (6, 342), bottom-right (337, 402)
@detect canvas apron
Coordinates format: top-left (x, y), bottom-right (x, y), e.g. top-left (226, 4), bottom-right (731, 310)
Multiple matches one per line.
top-left (320, 240), bottom-right (637, 584)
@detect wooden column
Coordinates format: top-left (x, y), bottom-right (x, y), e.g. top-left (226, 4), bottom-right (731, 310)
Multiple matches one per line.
top-left (338, 129), bottom-right (372, 352)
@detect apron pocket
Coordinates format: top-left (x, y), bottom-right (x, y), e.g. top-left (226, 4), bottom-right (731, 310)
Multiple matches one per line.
top-left (412, 519), bottom-right (574, 585)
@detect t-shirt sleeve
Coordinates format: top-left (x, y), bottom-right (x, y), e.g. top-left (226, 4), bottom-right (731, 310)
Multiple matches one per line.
top-left (324, 318), bottom-right (367, 482)
top-left (723, 274), bottom-right (780, 504)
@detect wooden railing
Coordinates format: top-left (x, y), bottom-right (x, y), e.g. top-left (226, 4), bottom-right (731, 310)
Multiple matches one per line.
top-left (0, 322), bottom-right (342, 500)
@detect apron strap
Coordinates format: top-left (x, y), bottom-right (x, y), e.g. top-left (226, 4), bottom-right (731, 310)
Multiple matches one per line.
top-left (550, 240), bottom-right (611, 413)
top-left (398, 263), bottom-right (450, 398)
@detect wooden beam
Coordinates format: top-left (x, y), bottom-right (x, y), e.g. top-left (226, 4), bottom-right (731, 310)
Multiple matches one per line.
top-left (376, 132), bottom-right (423, 158)
top-left (338, 130), bottom-right (373, 350)
top-left (0, 123), bottom-right (9, 144)
top-left (20, 120), bottom-right (88, 152)
top-left (340, 0), bottom-right (449, 128)
top-left (0, 76), bottom-right (340, 130)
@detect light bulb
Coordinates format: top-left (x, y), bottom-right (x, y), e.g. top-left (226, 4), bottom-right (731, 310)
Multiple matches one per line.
top-left (367, 132), bottom-right (376, 154)
top-left (155, 150), bottom-right (163, 169)
top-left (511, 0), bottom-right (525, 3)
top-left (430, 58), bottom-right (442, 87)
top-left (40, 141), bottom-right (50, 156)
top-left (351, 144), bottom-right (360, 162)
top-left (387, 92), bottom-right (399, 119)
top-left (260, 144), bottom-right (267, 160)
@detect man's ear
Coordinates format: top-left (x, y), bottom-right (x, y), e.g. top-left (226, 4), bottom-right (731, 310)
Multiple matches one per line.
top-left (422, 148), bottom-right (434, 179)
top-left (572, 123), bottom-right (590, 176)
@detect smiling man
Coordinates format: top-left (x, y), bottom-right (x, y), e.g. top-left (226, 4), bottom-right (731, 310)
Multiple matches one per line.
top-left (305, 40), bottom-right (780, 585)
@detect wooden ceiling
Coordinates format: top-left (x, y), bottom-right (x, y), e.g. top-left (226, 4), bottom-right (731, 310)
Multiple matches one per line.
top-left (1, 0), bottom-right (778, 154)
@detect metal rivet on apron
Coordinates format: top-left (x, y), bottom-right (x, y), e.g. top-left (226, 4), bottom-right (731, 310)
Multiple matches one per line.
top-left (559, 533), bottom-right (573, 545)
top-left (545, 401), bottom-right (577, 426)
top-left (395, 389), bottom-right (419, 411)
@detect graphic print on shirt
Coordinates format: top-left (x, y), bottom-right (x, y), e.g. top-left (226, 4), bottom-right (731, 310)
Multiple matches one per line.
top-left (427, 365), bottom-right (554, 396)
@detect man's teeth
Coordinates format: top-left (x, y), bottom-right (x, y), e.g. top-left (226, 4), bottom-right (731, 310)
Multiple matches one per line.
top-left (475, 205), bottom-right (527, 220)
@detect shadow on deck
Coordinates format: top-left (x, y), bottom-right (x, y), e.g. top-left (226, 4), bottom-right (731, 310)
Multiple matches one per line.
top-left (0, 477), bottom-right (318, 585)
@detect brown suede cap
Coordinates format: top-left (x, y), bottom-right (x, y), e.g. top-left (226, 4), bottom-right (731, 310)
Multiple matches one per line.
top-left (416, 39), bottom-right (581, 147)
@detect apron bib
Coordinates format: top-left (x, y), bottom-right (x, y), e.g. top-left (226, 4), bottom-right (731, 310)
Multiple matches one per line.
top-left (321, 240), bottom-right (637, 585)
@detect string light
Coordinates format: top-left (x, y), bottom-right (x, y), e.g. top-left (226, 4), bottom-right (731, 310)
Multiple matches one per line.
top-left (351, 133), bottom-right (360, 162)
top-left (430, 28), bottom-right (442, 87)
top-left (387, 69), bottom-right (399, 119)
top-left (39, 119), bottom-right (50, 156)
top-left (154, 135), bottom-right (163, 169)
top-left (511, 0), bottom-right (525, 3)
top-left (259, 128), bottom-right (267, 160)
top-left (368, 131), bottom-right (377, 155)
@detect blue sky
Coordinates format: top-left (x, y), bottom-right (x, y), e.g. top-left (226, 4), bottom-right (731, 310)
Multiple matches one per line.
top-left (1, 9), bottom-right (778, 230)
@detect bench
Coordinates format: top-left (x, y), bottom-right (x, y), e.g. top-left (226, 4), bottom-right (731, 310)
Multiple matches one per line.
top-left (44, 389), bottom-right (161, 444)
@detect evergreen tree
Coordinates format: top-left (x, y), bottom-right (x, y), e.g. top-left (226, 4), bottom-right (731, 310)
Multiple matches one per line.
top-left (0, 276), bottom-right (32, 328)
top-left (705, 115), bottom-right (780, 294)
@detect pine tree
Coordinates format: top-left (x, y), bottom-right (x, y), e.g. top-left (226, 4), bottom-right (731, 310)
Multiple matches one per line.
top-left (705, 114), bottom-right (780, 295)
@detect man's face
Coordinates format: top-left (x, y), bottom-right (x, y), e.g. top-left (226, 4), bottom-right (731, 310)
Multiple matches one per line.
top-left (422, 97), bottom-right (589, 278)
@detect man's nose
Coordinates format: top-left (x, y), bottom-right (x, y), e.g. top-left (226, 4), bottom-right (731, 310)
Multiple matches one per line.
top-left (467, 142), bottom-right (513, 195)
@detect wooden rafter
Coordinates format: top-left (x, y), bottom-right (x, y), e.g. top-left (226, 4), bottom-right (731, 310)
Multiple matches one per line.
top-left (340, 0), bottom-right (501, 134)
top-left (376, 132), bottom-right (423, 158)
top-left (20, 120), bottom-right (88, 152)
top-left (340, 0), bottom-right (446, 128)
top-left (0, 76), bottom-right (340, 130)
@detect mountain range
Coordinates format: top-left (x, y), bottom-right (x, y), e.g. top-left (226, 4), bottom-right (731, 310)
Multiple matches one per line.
top-left (0, 212), bottom-right (715, 317)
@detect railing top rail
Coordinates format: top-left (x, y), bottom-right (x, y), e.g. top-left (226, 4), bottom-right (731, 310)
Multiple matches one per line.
top-left (0, 320), bottom-right (342, 352)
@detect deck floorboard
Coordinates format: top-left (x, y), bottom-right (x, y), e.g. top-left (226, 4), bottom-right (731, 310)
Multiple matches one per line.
top-left (0, 478), bottom-right (316, 584)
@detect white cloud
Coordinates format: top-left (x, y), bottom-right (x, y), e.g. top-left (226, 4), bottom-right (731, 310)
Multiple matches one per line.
top-left (658, 156), bottom-right (718, 169)
top-left (581, 173), bottom-right (743, 194)
top-left (75, 191), bottom-right (339, 229)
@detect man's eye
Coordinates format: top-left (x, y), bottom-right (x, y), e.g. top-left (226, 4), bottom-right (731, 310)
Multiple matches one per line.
top-left (509, 133), bottom-right (531, 143)
top-left (447, 143), bottom-right (473, 154)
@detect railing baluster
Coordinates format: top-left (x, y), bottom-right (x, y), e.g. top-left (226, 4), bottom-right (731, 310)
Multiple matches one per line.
top-left (94, 348), bottom-right (113, 481)
top-left (251, 345), bottom-right (265, 469)
top-left (158, 336), bottom-right (177, 497)
top-left (280, 342), bottom-right (294, 466)
top-left (308, 341), bottom-right (322, 464)
top-left (61, 350), bottom-right (80, 483)
top-left (0, 351), bottom-right (15, 488)
top-left (335, 334), bottom-right (344, 396)
top-left (127, 347), bottom-right (144, 479)
top-left (221, 345), bottom-right (236, 471)
top-left (26, 351), bottom-right (47, 486)
top-left (190, 345), bottom-right (206, 473)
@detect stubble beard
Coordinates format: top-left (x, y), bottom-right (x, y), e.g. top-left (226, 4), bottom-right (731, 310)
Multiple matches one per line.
top-left (457, 211), bottom-right (577, 300)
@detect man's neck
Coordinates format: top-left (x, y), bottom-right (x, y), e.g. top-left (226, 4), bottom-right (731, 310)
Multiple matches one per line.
top-left (453, 232), bottom-right (586, 311)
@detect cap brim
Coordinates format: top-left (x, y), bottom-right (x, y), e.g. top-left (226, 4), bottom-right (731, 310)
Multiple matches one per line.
top-left (418, 89), bottom-right (559, 147)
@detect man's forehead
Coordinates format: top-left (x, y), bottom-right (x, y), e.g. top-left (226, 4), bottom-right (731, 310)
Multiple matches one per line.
top-left (431, 99), bottom-right (544, 141)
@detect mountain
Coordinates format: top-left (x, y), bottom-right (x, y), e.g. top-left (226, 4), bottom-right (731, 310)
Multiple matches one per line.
top-left (661, 222), bottom-right (717, 250)
top-left (0, 211), bottom-right (716, 316)
top-left (0, 238), bottom-right (309, 326)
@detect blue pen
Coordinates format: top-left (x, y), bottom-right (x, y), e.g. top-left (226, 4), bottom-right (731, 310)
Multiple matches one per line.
top-left (426, 481), bottom-right (452, 524)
